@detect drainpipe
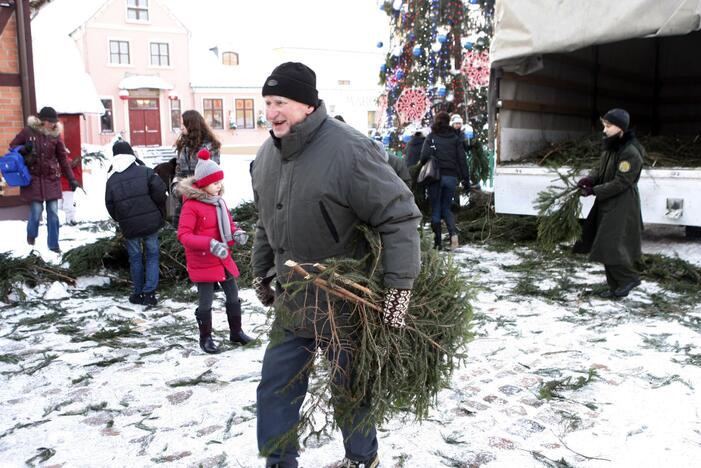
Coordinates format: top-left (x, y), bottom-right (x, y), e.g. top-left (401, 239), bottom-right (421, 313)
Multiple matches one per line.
top-left (15, 0), bottom-right (36, 120)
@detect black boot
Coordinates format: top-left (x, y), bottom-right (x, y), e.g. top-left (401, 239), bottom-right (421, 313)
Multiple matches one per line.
top-left (431, 222), bottom-right (442, 250)
top-left (195, 308), bottom-right (219, 354)
top-left (226, 299), bottom-right (253, 345)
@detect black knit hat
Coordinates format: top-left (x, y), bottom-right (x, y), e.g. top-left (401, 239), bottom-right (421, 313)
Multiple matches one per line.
top-left (38, 106), bottom-right (58, 123)
top-left (112, 140), bottom-right (135, 156)
top-left (262, 62), bottom-right (318, 107)
top-left (602, 108), bottom-right (630, 132)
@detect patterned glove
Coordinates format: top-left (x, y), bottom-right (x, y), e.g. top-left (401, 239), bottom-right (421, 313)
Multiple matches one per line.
top-left (580, 186), bottom-right (594, 197)
top-left (382, 288), bottom-right (411, 328)
top-left (209, 239), bottom-right (228, 259)
top-left (233, 229), bottom-right (249, 246)
top-left (252, 276), bottom-right (275, 306)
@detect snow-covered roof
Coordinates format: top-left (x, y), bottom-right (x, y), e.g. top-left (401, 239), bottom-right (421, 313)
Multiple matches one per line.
top-left (31, 0), bottom-right (104, 114)
top-left (118, 75), bottom-right (174, 90)
top-left (32, 0), bottom-right (108, 37)
top-left (188, 38), bottom-right (271, 90)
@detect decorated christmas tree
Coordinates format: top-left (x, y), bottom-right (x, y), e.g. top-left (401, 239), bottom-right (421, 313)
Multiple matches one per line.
top-left (375, 0), bottom-right (494, 168)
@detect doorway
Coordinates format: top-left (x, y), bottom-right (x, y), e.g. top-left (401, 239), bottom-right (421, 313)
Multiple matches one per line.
top-left (128, 98), bottom-right (161, 146)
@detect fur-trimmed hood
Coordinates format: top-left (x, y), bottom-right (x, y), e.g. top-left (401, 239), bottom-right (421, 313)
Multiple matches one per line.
top-left (27, 115), bottom-right (63, 138)
top-left (176, 176), bottom-right (225, 201)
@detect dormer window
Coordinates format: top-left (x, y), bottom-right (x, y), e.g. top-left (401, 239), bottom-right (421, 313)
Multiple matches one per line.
top-left (222, 52), bottom-right (239, 66)
top-left (127, 0), bottom-right (149, 21)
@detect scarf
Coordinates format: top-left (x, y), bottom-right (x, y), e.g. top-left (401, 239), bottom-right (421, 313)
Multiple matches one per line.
top-left (199, 195), bottom-right (232, 244)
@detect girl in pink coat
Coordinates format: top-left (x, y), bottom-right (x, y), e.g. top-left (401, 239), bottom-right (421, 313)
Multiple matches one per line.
top-left (177, 149), bottom-right (252, 353)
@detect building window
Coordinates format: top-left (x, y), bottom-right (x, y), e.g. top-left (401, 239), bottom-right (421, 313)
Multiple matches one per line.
top-left (101, 99), bottom-right (114, 133)
top-left (150, 42), bottom-right (170, 66)
top-left (222, 51), bottom-right (239, 66)
top-left (127, 0), bottom-right (149, 21)
top-left (170, 99), bottom-right (181, 131)
top-left (109, 40), bottom-right (130, 64)
top-left (235, 99), bottom-right (254, 129)
top-left (203, 99), bottom-right (223, 129)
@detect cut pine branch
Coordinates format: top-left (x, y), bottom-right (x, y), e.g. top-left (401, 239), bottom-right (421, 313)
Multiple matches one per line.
top-left (313, 262), bottom-right (378, 299)
top-left (269, 225), bottom-right (474, 448)
top-left (535, 170), bottom-right (583, 250)
top-left (284, 260), bottom-right (382, 312)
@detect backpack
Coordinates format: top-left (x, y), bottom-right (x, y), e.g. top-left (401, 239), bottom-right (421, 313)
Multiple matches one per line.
top-left (0, 147), bottom-right (32, 187)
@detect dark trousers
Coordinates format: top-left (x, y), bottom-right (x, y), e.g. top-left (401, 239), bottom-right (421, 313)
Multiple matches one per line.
top-left (428, 175), bottom-right (458, 235)
top-left (604, 264), bottom-right (639, 290)
top-left (196, 273), bottom-right (239, 311)
top-left (257, 330), bottom-right (378, 467)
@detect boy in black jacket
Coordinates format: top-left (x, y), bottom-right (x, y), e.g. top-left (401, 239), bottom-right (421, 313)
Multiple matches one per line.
top-left (105, 141), bottom-right (167, 305)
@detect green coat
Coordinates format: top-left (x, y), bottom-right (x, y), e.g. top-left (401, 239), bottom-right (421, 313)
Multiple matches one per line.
top-left (251, 101), bottom-right (421, 337)
top-left (579, 132), bottom-right (644, 266)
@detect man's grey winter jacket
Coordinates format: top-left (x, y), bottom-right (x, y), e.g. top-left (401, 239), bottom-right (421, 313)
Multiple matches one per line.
top-left (251, 102), bottom-right (421, 336)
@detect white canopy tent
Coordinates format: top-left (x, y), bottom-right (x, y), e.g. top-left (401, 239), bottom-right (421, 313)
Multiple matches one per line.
top-left (491, 0), bottom-right (701, 70)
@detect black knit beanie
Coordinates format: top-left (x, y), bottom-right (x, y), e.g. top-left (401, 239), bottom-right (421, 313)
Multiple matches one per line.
top-left (38, 106), bottom-right (58, 122)
top-left (602, 108), bottom-right (630, 132)
top-left (262, 62), bottom-right (318, 107)
top-left (112, 140), bottom-right (135, 156)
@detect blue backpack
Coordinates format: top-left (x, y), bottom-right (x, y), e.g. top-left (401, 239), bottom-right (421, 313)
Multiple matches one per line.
top-left (0, 146), bottom-right (32, 187)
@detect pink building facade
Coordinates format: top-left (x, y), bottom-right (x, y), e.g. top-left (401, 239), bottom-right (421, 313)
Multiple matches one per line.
top-left (54, 0), bottom-right (268, 149)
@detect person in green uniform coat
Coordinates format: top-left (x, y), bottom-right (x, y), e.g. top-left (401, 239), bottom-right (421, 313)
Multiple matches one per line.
top-left (575, 108), bottom-right (645, 298)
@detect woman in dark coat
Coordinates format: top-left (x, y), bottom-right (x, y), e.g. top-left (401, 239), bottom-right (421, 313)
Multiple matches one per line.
top-left (9, 107), bottom-right (79, 253)
top-left (576, 108), bottom-right (644, 298)
top-left (420, 111), bottom-right (470, 249)
top-left (405, 129), bottom-right (425, 167)
top-left (172, 110), bottom-right (221, 226)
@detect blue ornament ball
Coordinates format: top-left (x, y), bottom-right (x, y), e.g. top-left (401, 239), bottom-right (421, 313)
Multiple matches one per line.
top-left (469, 0), bottom-right (479, 4)
top-left (382, 135), bottom-right (391, 146)
top-left (380, 64), bottom-right (387, 73)
top-left (437, 34), bottom-right (447, 44)
top-left (464, 42), bottom-right (473, 50)
top-left (437, 86), bottom-right (447, 97)
top-left (396, 70), bottom-right (404, 79)
top-left (408, 32), bottom-right (416, 41)
top-left (377, 41), bottom-right (384, 48)
top-left (412, 46), bottom-right (422, 57)
top-left (402, 134), bottom-right (411, 143)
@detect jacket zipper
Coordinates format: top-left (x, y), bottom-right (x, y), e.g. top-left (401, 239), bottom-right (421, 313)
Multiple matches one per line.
top-left (318, 201), bottom-right (339, 243)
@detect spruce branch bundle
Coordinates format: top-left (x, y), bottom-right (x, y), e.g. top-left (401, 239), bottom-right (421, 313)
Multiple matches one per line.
top-left (469, 143), bottom-right (491, 184)
top-left (507, 133), bottom-right (701, 169)
top-left (535, 171), bottom-right (583, 250)
top-left (0, 252), bottom-right (75, 301)
top-left (269, 226), bottom-right (473, 450)
top-left (453, 190), bottom-right (539, 243)
top-left (62, 202), bottom-right (258, 292)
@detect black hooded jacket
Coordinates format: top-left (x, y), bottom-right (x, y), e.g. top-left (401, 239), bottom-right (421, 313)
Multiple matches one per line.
top-left (405, 134), bottom-right (425, 167)
top-left (105, 161), bottom-right (168, 238)
top-left (419, 129), bottom-right (469, 182)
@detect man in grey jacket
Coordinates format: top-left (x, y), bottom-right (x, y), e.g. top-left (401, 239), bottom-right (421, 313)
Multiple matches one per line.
top-left (251, 62), bottom-right (421, 468)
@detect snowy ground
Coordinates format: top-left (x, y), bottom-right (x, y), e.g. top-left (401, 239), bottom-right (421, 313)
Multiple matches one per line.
top-left (1, 157), bottom-right (700, 467)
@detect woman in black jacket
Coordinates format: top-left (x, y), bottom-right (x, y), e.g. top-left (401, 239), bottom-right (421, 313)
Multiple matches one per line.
top-left (420, 111), bottom-right (470, 249)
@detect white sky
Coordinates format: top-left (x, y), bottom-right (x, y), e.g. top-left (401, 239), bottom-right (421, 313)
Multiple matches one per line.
top-left (164, 0), bottom-right (390, 53)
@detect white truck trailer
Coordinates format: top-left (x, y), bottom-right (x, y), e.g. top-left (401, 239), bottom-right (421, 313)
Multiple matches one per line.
top-left (488, 0), bottom-right (701, 231)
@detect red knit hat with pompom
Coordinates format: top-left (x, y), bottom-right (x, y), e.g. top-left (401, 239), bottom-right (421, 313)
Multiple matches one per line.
top-left (193, 148), bottom-right (224, 188)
